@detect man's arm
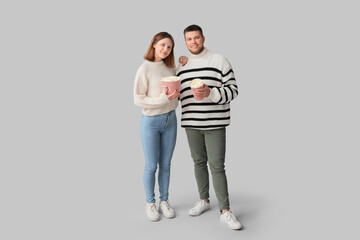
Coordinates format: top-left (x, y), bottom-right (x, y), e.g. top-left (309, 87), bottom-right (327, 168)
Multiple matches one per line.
top-left (208, 58), bottom-right (238, 104)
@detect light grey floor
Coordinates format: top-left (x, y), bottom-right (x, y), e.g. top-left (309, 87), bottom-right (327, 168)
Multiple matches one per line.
top-left (1, 1), bottom-right (359, 239)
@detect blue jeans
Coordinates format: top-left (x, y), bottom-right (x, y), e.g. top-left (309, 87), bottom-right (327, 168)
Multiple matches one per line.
top-left (140, 110), bottom-right (177, 203)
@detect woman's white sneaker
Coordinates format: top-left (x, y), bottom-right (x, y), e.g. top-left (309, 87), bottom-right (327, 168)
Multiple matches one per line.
top-left (159, 200), bottom-right (176, 218)
top-left (188, 200), bottom-right (210, 216)
top-left (146, 203), bottom-right (160, 221)
top-left (220, 211), bottom-right (242, 230)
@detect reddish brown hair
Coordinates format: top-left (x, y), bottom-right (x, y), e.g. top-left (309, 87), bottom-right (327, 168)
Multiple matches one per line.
top-left (144, 32), bottom-right (175, 68)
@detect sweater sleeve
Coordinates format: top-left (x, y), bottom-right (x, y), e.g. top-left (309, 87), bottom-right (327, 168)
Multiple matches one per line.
top-left (208, 58), bottom-right (238, 104)
top-left (133, 67), bottom-right (169, 109)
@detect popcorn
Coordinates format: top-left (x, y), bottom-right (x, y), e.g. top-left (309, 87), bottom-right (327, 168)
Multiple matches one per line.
top-left (161, 76), bottom-right (180, 82)
top-left (190, 78), bottom-right (203, 88)
top-left (190, 78), bottom-right (204, 101)
top-left (161, 76), bottom-right (180, 93)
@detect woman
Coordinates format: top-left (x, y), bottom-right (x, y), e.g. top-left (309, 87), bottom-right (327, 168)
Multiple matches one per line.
top-left (134, 32), bottom-right (181, 222)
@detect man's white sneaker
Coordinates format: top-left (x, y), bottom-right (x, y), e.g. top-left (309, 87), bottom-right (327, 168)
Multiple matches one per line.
top-left (146, 203), bottom-right (160, 222)
top-left (159, 200), bottom-right (176, 218)
top-left (220, 211), bottom-right (242, 230)
top-left (188, 200), bottom-right (210, 216)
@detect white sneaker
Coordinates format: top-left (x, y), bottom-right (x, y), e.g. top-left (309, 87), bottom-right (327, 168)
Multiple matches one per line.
top-left (188, 200), bottom-right (210, 216)
top-left (220, 211), bottom-right (242, 230)
top-left (159, 200), bottom-right (176, 218)
top-left (146, 203), bottom-right (160, 221)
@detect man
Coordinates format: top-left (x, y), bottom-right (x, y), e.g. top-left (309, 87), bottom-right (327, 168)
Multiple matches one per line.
top-left (176, 24), bottom-right (242, 230)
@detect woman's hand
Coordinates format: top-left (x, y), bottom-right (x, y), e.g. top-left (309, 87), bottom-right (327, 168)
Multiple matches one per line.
top-left (178, 56), bottom-right (188, 66)
top-left (164, 87), bottom-right (180, 100)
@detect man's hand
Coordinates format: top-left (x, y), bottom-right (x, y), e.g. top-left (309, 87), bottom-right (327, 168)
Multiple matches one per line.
top-left (193, 84), bottom-right (210, 99)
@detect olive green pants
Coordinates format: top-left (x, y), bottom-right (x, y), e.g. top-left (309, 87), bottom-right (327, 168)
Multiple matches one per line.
top-left (185, 128), bottom-right (230, 211)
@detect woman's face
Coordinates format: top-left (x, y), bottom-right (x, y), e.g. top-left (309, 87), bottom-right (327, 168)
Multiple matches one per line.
top-left (153, 38), bottom-right (173, 62)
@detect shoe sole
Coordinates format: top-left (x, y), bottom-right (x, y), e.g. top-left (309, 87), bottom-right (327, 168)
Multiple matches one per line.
top-left (220, 219), bottom-right (242, 230)
top-left (159, 209), bottom-right (176, 218)
top-left (146, 212), bottom-right (160, 222)
top-left (147, 217), bottom-right (160, 222)
top-left (229, 225), bottom-right (242, 230)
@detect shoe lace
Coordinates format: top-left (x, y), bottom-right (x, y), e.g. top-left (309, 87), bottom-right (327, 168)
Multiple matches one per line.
top-left (225, 212), bottom-right (238, 223)
top-left (149, 204), bottom-right (157, 212)
top-left (162, 201), bottom-right (172, 210)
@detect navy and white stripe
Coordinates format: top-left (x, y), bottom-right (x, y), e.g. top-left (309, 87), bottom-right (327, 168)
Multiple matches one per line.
top-left (176, 49), bottom-right (238, 130)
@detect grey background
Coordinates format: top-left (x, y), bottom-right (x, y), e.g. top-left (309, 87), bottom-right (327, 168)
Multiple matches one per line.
top-left (1, 0), bottom-right (359, 239)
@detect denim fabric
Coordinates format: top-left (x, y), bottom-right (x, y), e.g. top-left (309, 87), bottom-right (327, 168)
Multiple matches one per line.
top-left (140, 110), bottom-right (177, 203)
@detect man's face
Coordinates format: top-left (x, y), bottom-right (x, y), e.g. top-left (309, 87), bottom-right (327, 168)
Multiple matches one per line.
top-left (185, 31), bottom-right (205, 55)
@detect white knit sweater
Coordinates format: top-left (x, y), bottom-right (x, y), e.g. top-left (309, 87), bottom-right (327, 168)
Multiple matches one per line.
top-left (176, 48), bottom-right (238, 129)
top-left (134, 60), bottom-right (178, 116)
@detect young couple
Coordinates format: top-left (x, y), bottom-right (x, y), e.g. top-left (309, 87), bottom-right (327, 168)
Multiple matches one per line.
top-left (133, 24), bottom-right (241, 230)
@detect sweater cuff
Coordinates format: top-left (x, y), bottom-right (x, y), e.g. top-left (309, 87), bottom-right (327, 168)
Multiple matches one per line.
top-left (207, 88), bottom-right (221, 103)
top-left (160, 92), bottom-right (170, 102)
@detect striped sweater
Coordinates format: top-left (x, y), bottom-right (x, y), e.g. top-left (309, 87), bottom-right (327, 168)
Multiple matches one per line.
top-left (176, 48), bottom-right (238, 130)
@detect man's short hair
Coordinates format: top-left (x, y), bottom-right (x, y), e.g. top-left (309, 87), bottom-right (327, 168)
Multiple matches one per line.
top-left (183, 24), bottom-right (203, 37)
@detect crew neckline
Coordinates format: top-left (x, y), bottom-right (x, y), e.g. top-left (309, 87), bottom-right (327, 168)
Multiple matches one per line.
top-left (145, 60), bottom-right (165, 65)
top-left (190, 48), bottom-right (209, 59)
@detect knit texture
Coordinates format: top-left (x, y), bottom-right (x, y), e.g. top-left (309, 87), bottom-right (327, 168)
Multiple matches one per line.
top-left (176, 48), bottom-right (238, 129)
top-left (134, 60), bottom-right (178, 116)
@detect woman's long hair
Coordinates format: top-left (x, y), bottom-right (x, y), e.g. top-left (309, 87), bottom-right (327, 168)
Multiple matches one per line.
top-left (144, 32), bottom-right (175, 68)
